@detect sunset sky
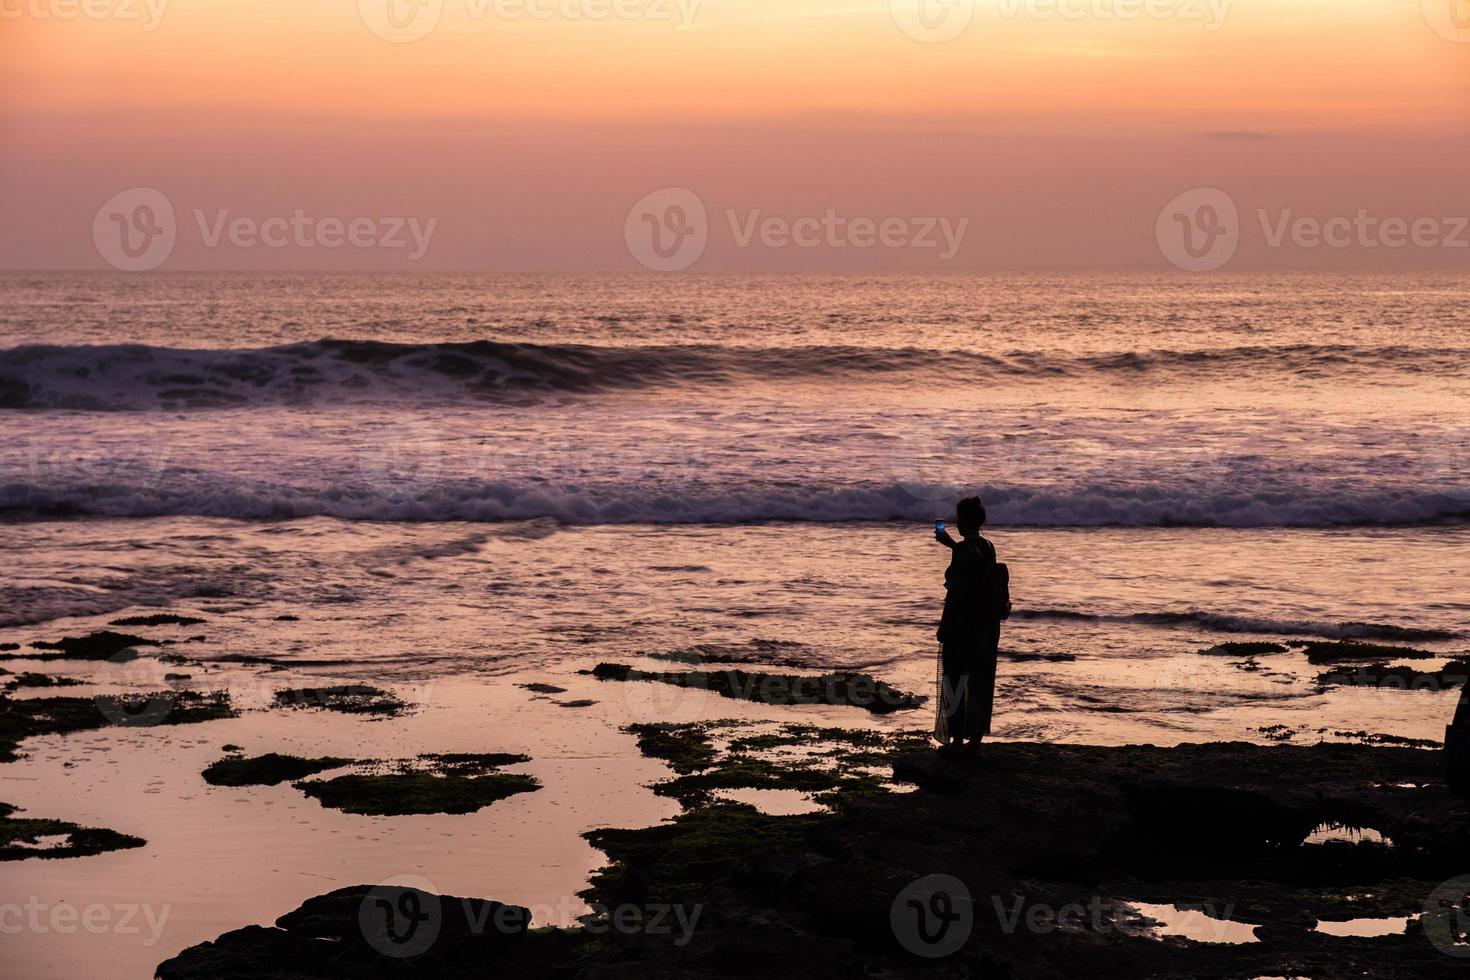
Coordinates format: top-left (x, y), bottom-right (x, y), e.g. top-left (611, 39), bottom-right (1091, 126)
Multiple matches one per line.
top-left (2, 0), bottom-right (1467, 270)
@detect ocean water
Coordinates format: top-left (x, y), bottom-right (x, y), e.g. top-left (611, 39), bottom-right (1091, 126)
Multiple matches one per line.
top-left (2, 271), bottom-right (1468, 743)
top-left (3, 270), bottom-right (1468, 978)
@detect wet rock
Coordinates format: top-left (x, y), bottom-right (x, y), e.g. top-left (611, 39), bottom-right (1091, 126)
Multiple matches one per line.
top-left (517, 682), bottom-right (568, 695)
top-left (24, 631), bottom-right (158, 661)
top-left (296, 770), bottom-right (540, 816)
top-left (109, 614), bottom-right (207, 627)
top-left (3, 673), bottom-right (83, 690)
top-left (1447, 691), bottom-right (1470, 795)
top-left (155, 885), bottom-right (564, 979)
top-left (1318, 659), bottom-right (1470, 691)
top-left (0, 691), bottom-right (235, 763)
top-left (1300, 640), bottom-right (1439, 664)
top-left (273, 684), bottom-right (407, 716)
top-left (203, 753), bottom-right (354, 787)
top-left (1201, 641), bottom-right (1290, 657)
top-left (0, 801), bottom-right (145, 860)
top-left (161, 739), bottom-right (1470, 978)
top-left (591, 663), bottom-right (925, 713)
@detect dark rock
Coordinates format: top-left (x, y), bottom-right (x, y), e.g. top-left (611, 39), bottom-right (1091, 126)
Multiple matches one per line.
top-left (273, 684), bottom-right (407, 716)
top-left (517, 682), bottom-right (568, 695)
top-left (592, 663), bottom-right (925, 713)
top-left (155, 886), bottom-right (576, 980)
top-left (108, 614), bottom-right (207, 627)
top-left (1447, 691), bottom-right (1470, 795)
top-left (24, 631), bottom-right (158, 661)
top-left (203, 753), bottom-right (354, 787)
top-left (0, 801), bottom-right (146, 860)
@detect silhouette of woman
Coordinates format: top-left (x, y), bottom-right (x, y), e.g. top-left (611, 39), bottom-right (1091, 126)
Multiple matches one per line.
top-left (934, 496), bottom-right (1008, 750)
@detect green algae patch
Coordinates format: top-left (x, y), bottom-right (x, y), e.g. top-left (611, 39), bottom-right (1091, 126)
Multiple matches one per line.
top-left (203, 753), bottom-right (355, 787)
top-left (288, 753), bottom-right (539, 815)
top-left (0, 802), bottom-right (146, 860)
top-left (1329, 730), bottom-right (1439, 749)
top-left (416, 752), bottom-right (532, 773)
top-left (109, 614), bottom-right (207, 627)
top-left (1299, 640), bottom-right (1438, 664)
top-left (585, 802), bottom-right (820, 907)
top-left (623, 720), bottom-right (924, 810)
top-left (591, 663), bottom-right (924, 713)
top-left (627, 722), bottom-right (717, 774)
top-left (518, 682), bottom-right (568, 695)
top-left (655, 757), bottom-right (873, 808)
top-left (23, 631), bottom-right (159, 662)
top-left (273, 684), bottom-right (407, 716)
top-left (297, 770), bottom-right (540, 816)
top-left (0, 690), bottom-right (236, 763)
top-left (1317, 657), bottom-right (1470, 691)
top-left (3, 673), bottom-right (83, 691)
top-left (1201, 641), bottom-right (1289, 657)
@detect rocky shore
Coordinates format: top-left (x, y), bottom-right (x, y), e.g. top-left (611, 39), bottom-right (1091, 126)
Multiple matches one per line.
top-left (157, 738), bottom-right (1470, 978)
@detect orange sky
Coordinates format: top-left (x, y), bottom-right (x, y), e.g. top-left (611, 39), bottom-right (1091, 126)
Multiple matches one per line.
top-left (2, 0), bottom-right (1467, 269)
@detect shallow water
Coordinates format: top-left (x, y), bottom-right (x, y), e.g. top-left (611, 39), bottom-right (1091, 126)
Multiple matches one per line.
top-left (3, 271), bottom-right (1469, 977)
top-left (1129, 902), bottom-right (1260, 945)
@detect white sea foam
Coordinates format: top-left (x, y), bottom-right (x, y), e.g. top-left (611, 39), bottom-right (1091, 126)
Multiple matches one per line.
top-left (1, 475), bottom-right (1466, 528)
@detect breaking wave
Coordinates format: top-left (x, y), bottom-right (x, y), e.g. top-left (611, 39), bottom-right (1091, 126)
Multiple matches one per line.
top-left (1, 475), bottom-right (1467, 528)
top-left (1013, 608), bottom-right (1460, 641)
top-left (2, 339), bottom-right (1465, 410)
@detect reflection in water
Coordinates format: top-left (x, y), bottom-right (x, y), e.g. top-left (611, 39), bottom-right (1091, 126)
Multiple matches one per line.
top-left (1304, 823), bottom-right (1393, 847)
top-left (1128, 902), bottom-right (1260, 944)
top-left (1315, 915), bottom-right (1417, 938)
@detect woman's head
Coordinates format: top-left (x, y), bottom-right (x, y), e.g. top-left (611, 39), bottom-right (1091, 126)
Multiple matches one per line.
top-left (955, 496), bottom-right (987, 536)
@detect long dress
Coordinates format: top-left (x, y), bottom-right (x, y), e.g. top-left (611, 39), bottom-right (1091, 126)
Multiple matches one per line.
top-left (934, 536), bottom-right (1002, 743)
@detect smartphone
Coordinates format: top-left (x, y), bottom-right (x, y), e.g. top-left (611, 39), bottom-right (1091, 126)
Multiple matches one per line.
top-left (935, 520), bottom-right (945, 534)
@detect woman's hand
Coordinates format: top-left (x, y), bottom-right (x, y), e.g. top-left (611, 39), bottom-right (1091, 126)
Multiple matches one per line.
top-left (935, 528), bottom-right (955, 548)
